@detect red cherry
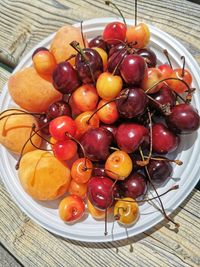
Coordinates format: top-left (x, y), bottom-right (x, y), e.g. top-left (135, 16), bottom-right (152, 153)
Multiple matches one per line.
top-left (53, 140), bottom-right (77, 161)
top-left (152, 123), bottom-right (179, 154)
top-left (103, 22), bottom-right (126, 45)
top-left (49, 116), bottom-right (76, 141)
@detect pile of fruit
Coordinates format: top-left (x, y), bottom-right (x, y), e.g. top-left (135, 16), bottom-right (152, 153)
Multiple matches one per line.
top-left (0, 4), bottom-right (200, 233)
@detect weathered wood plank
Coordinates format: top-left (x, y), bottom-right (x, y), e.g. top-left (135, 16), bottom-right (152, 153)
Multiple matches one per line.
top-left (0, 244), bottom-right (22, 267)
top-left (0, 0), bottom-right (200, 67)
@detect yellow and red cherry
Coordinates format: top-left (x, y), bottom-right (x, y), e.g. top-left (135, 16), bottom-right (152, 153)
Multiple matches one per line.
top-left (96, 72), bottom-right (123, 100)
top-left (158, 64), bottom-right (173, 80)
top-left (97, 100), bottom-right (119, 124)
top-left (72, 84), bottom-right (99, 112)
top-left (75, 111), bottom-right (99, 139)
top-left (49, 116), bottom-right (77, 141)
top-left (32, 47), bottom-right (57, 75)
top-left (126, 23), bottom-right (150, 49)
top-left (141, 67), bottom-right (163, 94)
top-left (53, 140), bottom-right (77, 161)
top-left (71, 158), bottom-right (93, 184)
top-left (93, 47), bottom-right (108, 71)
top-left (59, 195), bottom-right (85, 222)
top-left (87, 199), bottom-right (112, 219)
top-left (166, 68), bottom-right (192, 93)
top-left (114, 197), bottom-right (139, 225)
top-left (105, 150), bottom-right (133, 180)
top-left (68, 180), bottom-right (88, 199)
top-left (103, 22), bottom-right (126, 45)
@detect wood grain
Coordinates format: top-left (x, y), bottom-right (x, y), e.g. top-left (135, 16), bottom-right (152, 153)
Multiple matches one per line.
top-left (0, 0), bottom-right (200, 67)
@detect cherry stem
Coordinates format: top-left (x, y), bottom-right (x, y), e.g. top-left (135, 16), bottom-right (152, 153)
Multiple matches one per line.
top-left (105, 1), bottom-right (127, 28)
top-left (115, 185), bottom-right (179, 203)
top-left (135, 0), bottom-right (137, 26)
top-left (70, 41), bottom-right (95, 85)
top-left (163, 49), bottom-right (173, 69)
top-left (80, 21), bottom-right (86, 49)
top-left (115, 207), bottom-right (127, 221)
top-left (139, 147), bottom-right (180, 228)
top-left (65, 54), bottom-right (76, 62)
top-left (112, 49), bottom-right (128, 76)
top-left (32, 127), bottom-right (54, 145)
top-left (65, 132), bottom-right (88, 169)
top-left (87, 93), bottom-right (128, 125)
top-left (181, 56), bottom-right (185, 77)
top-left (104, 208), bottom-right (108, 235)
top-left (0, 109), bottom-right (43, 121)
top-left (143, 156), bottom-right (183, 166)
top-left (30, 126), bottom-right (52, 152)
top-left (145, 77), bottom-right (193, 103)
top-left (15, 122), bottom-right (50, 170)
top-left (147, 107), bottom-right (153, 164)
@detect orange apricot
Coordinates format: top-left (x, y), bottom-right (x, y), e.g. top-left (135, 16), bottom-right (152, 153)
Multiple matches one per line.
top-left (68, 180), bottom-right (88, 199)
top-left (0, 109), bottom-right (42, 154)
top-left (8, 67), bottom-right (62, 112)
top-left (19, 150), bottom-right (71, 200)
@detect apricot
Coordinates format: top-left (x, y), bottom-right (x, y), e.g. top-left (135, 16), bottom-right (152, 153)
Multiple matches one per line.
top-left (0, 109), bottom-right (42, 154)
top-left (19, 150), bottom-right (71, 200)
top-left (50, 25), bottom-right (87, 66)
top-left (8, 67), bottom-right (62, 112)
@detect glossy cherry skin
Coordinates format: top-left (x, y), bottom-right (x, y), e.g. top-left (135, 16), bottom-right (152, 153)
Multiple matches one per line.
top-left (52, 62), bottom-right (81, 94)
top-left (101, 124), bottom-right (118, 142)
top-left (166, 104), bottom-right (200, 134)
top-left (166, 69), bottom-right (192, 93)
top-left (120, 54), bottom-right (146, 84)
top-left (147, 159), bottom-right (173, 184)
top-left (89, 35), bottom-right (107, 51)
top-left (107, 47), bottom-right (128, 75)
top-left (152, 123), bottom-right (179, 154)
top-left (150, 85), bottom-right (176, 111)
top-left (80, 127), bottom-right (111, 161)
top-left (117, 87), bottom-right (148, 118)
top-left (38, 114), bottom-right (51, 135)
top-left (87, 176), bottom-right (114, 210)
top-left (75, 48), bottom-right (103, 84)
top-left (103, 22), bottom-right (126, 45)
top-left (116, 123), bottom-right (149, 153)
top-left (137, 48), bottom-right (157, 68)
top-left (47, 100), bottom-right (71, 119)
top-left (158, 64), bottom-right (173, 80)
top-left (121, 172), bottom-right (147, 199)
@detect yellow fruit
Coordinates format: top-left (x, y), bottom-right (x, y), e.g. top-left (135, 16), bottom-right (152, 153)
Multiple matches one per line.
top-left (8, 67), bottom-right (62, 112)
top-left (0, 109), bottom-right (42, 154)
top-left (19, 150), bottom-right (71, 200)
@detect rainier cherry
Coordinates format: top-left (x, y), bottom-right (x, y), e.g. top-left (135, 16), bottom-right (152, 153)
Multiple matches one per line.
top-left (68, 180), bottom-right (88, 199)
top-left (59, 195), bottom-right (85, 222)
top-left (141, 68), bottom-right (163, 94)
top-left (166, 68), bottom-right (192, 93)
top-left (32, 47), bottom-right (56, 76)
top-left (126, 23), bottom-right (150, 49)
top-left (72, 84), bottom-right (99, 112)
top-left (97, 100), bottom-right (119, 124)
top-left (75, 111), bottom-right (99, 138)
top-left (96, 72), bottom-right (123, 100)
top-left (105, 150), bottom-right (133, 180)
top-left (71, 158), bottom-right (93, 184)
top-left (158, 64), bottom-right (173, 80)
top-left (93, 47), bottom-right (108, 71)
top-left (114, 197), bottom-right (139, 225)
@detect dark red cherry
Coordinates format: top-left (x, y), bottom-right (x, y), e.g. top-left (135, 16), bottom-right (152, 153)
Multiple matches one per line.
top-left (75, 48), bottom-right (103, 84)
top-left (147, 159), bottom-right (173, 184)
top-left (80, 127), bottom-right (111, 161)
top-left (116, 123), bottom-right (149, 153)
top-left (121, 172), bottom-right (147, 199)
top-left (47, 100), bottom-right (71, 119)
top-left (120, 54), bottom-right (146, 84)
top-left (87, 176), bottom-right (114, 210)
top-left (137, 48), bottom-right (157, 68)
top-left (152, 123), bottom-right (179, 154)
top-left (52, 62), bottom-right (81, 94)
top-left (117, 87), bottom-right (148, 118)
top-left (89, 35), bottom-right (108, 51)
top-left (38, 114), bottom-right (51, 135)
top-left (107, 47), bottom-right (128, 75)
top-left (150, 84), bottom-right (176, 111)
top-left (166, 104), bottom-right (200, 134)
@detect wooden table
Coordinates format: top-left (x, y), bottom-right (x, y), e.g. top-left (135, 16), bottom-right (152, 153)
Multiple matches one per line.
top-left (0, 1), bottom-right (200, 266)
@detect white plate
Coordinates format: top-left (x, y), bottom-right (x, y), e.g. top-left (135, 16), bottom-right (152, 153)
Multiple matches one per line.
top-left (0, 18), bottom-right (200, 242)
